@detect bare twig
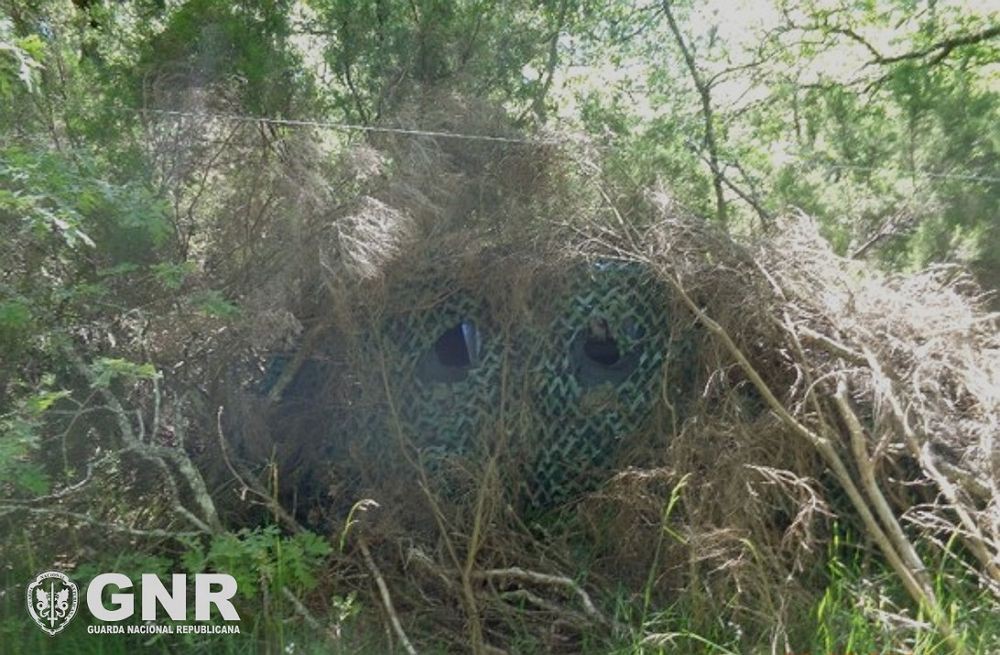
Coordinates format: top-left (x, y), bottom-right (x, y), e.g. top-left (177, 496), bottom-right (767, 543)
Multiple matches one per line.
top-left (0, 505), bottom-right (200, 539)
top-left (359, 537), bottom-right (419, 655)
top-left (67, 349), bottom-right (221, 534)
top-left (475, 567), bottom-right (609, 628)
top-left (215, 406), bottom-right (304, 534)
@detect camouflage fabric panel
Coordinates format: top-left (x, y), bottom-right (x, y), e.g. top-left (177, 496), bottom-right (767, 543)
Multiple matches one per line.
top-left (378, 290), bottom-right (501, 460)
top-left (268, 260), bottom-right (690, 508)
top-left (525, 261), bottom-right (670, 506)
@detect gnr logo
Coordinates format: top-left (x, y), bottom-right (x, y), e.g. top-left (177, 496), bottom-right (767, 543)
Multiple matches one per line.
top-left (26, 571), bottom-right (79, 635)
top-left (27, 571), bottom-right (240, 635)
top-left (87, 573), bottom-right (240, 621)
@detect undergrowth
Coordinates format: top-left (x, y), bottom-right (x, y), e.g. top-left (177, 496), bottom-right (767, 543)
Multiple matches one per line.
top-left (5, 523), bottom-right (997, 654)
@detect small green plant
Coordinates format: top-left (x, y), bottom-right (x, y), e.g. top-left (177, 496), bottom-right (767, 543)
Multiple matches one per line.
top-left (0, 18), bottom-right (44, 95)
top-left (181, 526), bottom-right (331, 598)
top-left (150, 262), bottom-right (196, 291)
top-left (191, 290), bottom-right (240, 319)
top-left (88, 358), bottom-right (159, 388)
top-left (0, 378), bottom-right (73, 495)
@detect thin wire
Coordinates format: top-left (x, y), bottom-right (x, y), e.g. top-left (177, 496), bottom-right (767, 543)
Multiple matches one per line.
top-left (139, 107), bottom-right (1000, 185)
top-left (140, 108), bottom-right (567, 146)
top-left (821, 162), bottom-right (999, 185)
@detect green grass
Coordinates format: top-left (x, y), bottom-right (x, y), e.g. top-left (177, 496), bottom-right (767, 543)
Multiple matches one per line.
top-left (599, 527), bottom-right (1000, 655)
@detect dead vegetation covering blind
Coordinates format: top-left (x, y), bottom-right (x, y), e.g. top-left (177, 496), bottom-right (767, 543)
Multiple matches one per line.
top-left (202, 92), bottom-right (999, 651)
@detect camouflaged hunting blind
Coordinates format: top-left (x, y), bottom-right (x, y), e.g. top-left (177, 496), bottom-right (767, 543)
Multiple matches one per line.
top-left (262, 259), bottom-right (695, 510)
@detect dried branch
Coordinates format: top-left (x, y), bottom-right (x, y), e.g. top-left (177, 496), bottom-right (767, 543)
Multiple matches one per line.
top-left (359, 537), bottom-right (419, 655)
top-left (866, 356), bottom-right (1000, 589)
top-left (661, 0), bottom-right (727, 224)
top-left (653, 267), bottom-right (961, 650)
top-left (834, 380), bottom-right (935, 595)
top-left (0, 505), bottom-right (200, 539)
top-left (475, 567), bottom-right (609, 628)
top-left (215, 406), bottom-right (304, 534)
top-left (65, 349), bottom-right (221, 535)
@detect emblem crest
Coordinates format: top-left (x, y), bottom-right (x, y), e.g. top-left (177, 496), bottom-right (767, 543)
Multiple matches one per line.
top-left (26, 571), bottom-right (79, 636)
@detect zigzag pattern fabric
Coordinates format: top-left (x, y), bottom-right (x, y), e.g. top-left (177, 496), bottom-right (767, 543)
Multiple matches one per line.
top-left (372, 261), bottom-right (684, 507)
top-left (339, 261), bottom-right (684, 507)
top-left (383, 291), bottom-right (503, 460)
top-left (526, 262), bottom-right (670, 506)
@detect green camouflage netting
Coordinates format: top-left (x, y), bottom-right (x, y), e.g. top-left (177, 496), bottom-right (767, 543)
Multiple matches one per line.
top-left (526, 261), bottom-right (676, 506)
top-left (266, 260), bottom-right (695, 508)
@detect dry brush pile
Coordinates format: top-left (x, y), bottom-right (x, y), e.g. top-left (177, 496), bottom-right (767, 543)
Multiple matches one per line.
top-left (213, 92), bottom-right (999, 651)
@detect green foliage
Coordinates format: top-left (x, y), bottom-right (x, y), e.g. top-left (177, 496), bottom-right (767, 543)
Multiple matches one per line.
top-left (181, 526), bottom-right (332, 598)
top-left (0, 144), bottom-right (169, 288)
top-left (191, 290), bottom-right (240, 318)
top-left (598, 530), bottom-right (1000, 654)
top-left (0, 17), bottom-right (44, 95)
top-left (151, 261), bottom-right (196, 291)
top-left (0, 414), bottom-right (49, 495)
top-left (88, 358), bottom-right (159, 388)
top-left (0, 382), bottom-right (70, 495)
top-left (74, 551), bottom-right (174, 585)
top-left (0, 297), bottom-right (33, 357)
top-left (140, 0), bottom-right (310, 115)
top-left (810, 527), bottom-right (1000, 655)
top-left (0, 139), bottom-right (171, 419)
top-left (306, 0), bottom-right (590, 122)
top-left (567, 0), bottom-right (999, 282)
top-left (0, 150), bottom-right (97, 251)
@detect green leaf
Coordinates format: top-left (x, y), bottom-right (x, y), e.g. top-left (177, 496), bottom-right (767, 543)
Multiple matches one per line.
top-left (152, 262), bottom-right (196, 290)
top-left (98, 262), bottom-right (140, 278)
top-left (89, 358), bottom-right (159, 388)
top-left (12, 464), bottom-right (49, 494)
top-left (193, 290), bottom-right (240, 318)
top-left (179, 536), bottom-right (208, 574)
top-left (0, 412), bottom-right (49, 494)
top-left (26, 389), bottom-right (71, 415)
